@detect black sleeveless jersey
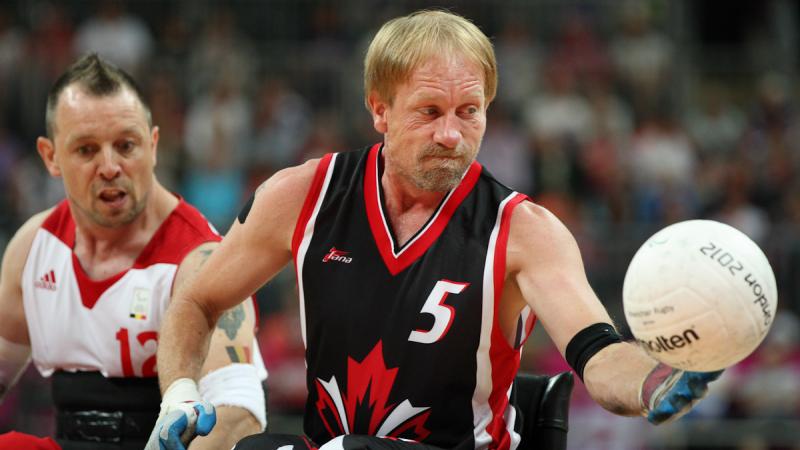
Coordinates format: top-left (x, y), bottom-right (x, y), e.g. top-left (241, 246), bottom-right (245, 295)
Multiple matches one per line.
top-left (291, 144), bottom-right (535, 450)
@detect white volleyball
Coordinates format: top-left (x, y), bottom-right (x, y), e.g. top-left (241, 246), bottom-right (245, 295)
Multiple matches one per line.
top-left (623, 220), bottom-right (778, 371)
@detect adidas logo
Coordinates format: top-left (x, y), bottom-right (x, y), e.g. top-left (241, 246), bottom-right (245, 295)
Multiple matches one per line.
top-left (34, 270), bottom-right (57, 291)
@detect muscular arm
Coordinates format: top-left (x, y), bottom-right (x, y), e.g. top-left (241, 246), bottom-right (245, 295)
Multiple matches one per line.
top-left (193, 300), bottom-right (261, 450)
top-left (0, 211), bottom-right (50, 400)
top-left (507, 202), bottom-right (657, 415)
top-left (156, 160), bottom-right (318, 393)
top-left (168, 243), bottom-right (261, 450)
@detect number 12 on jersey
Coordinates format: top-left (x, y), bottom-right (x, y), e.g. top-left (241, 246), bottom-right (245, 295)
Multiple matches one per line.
top-left (408, 280), bottom-right (469, 344)
top-left (116, 327), bottom-right (158, 377)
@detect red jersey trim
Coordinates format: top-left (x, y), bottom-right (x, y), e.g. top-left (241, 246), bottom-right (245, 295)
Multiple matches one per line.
top-left (292, 153), bottom-right (336, 349)
top-left (486, 193), bottom-right (530, 450)
top-left (135, 200), bottom-right (221, 267)
top-left (292, 153), bottom-right (335, 257)
top-left (40, 198), bottom-right (220, 309)
top-left (71, 254), bottom-right (128, 310)
top-left (364, 144), bottom-right (483, 276)
top-left (41, 200), bottom-right (75, 247)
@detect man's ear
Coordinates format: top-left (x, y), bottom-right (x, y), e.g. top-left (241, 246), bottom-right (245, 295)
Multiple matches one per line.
top-left (150, 125), bottom-right (160, 167)
top-left (36, 137), bottom-right (61, 177)
top-left (366, 91), bottom-right (389, 134)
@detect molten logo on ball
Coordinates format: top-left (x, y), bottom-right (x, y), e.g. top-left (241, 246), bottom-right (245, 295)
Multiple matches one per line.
top-left (623, 220), bottom-right (778, 372)
top-left (637, 329), bottom-right (700, 353)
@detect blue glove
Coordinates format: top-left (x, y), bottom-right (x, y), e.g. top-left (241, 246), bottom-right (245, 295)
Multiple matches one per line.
top-left (145, 379), bottom-right (217, 450)
top-left (641, 363), bottom-right (723, 425)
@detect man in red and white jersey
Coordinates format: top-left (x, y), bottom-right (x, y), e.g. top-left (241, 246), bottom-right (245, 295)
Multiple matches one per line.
top-left (0, 54), bottom-right (266, 450)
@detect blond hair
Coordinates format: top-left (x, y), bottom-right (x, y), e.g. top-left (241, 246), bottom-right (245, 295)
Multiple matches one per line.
top-left (364, 10), bottom-right (497, 107)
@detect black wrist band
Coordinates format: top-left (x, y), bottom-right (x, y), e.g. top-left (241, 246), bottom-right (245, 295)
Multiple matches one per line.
top-left (565, 322), bottom-right (623, 381)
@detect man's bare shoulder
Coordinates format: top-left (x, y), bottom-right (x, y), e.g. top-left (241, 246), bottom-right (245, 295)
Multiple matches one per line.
top-left (510, 201), bottom-right (574, 241)
top-left (257, 159), bottom-right (321, 198)
top-left (507, 201), bottom-right (582, 269)
top-left (227, 158), bottom-right (324, 255)
top-left (3, 209), bottom-right (54, 263)
top-left (249, 158), bottom-right (322, 221)
top-left (1, 208), bottom-right (55, 286)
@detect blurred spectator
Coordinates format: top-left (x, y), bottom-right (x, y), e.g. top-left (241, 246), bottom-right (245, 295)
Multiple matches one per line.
top-left (300, 109), bottom-right (347, 161)
top-left (739, 72), bottom-right (800, 222)
top-left (0, 5), bottom-right (23, 86)
top-left (550, 12), bottom-right (611, 89)
top-left (478, 103), bottom-right (533, 194)
top-left (250, 77), bottom-right (313, 174)
top-left (779, 184), bottom-right (800, 312)
top-left (579, 75), bottom-right (634, 224)
top-left (0, 120), bottom-right (22, 236)
top-left (609, 0), bottom-right (674, 118)
top-left (183, 70), bottom-right (252, 229)
top-left (73, 0), bottom-right (154, 75)
top-left (494, 17), bottom-right (544, 115)
top-left (153, 12), bottom-right (191, 74)
top-left (146, 70), bottom-right (186, 192)
top-left (14, 2), bottom-right (74, 142)
top-left (585, 75), bottom-right (635, 145)
top-left (523, 61), bottom-right (591, 197)
top-left (710, 161), bottom-right (770, 243)
top-left (628, 109), bottom-right (698, 224)
top-left (684, 84), bottom-right (747, 161)
top-left (524, 61), bottom-right (594, 147)
top-left (186, 8), bottom-right (256, 98)
top-left (729, 309), bottom-right (800, 419)
top-left (9, 155), bottom-right (64, 222)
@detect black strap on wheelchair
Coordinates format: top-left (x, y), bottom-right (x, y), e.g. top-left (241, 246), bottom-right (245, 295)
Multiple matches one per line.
top-left (565, 322), bottom-right (623, 381)
top-left (52, 371), bottom-right (160, 444)
top-left (57, 409), bottom-right (156, 444)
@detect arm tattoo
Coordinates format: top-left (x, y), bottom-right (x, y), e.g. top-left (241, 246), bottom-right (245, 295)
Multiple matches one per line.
top-left (197, 249), bottom-right (214, 265)
top-left (190, 248), bottom-right (214, 278)
top-left (217, 304), bottom-right (245, 340)
top-left (225, 345), bottom-right (252, 363)
top-left (177, 248), bottom-right (215, 292)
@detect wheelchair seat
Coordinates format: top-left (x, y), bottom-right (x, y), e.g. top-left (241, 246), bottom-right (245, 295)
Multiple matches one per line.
top-left (512, 371), bottom-right (574, 450)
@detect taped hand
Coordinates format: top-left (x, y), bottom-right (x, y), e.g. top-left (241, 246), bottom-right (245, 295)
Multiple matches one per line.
top-left (145, 379), bottom-right (217, 450)
top-left (641, 363), bottom-right (723, 425)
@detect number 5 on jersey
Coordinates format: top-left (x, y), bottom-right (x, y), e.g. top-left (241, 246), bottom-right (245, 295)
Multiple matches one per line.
top-left (408, 280), bottom-right (469, 344)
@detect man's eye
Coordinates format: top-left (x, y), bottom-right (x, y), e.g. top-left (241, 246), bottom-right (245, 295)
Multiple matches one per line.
top-left (117, 140), bottom-right (135, 152)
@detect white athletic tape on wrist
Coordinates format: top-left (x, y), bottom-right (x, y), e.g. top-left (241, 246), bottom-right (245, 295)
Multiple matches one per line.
top-left (199, 363), bottom-right (267, 430)
top-left (0, 336), bottom-right (32, 402)
top-left (159, 377), bottom-right (202, 419)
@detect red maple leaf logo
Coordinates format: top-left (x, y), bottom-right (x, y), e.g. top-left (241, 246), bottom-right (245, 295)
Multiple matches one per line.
top-left (315, 341), bottom-right (431, 441)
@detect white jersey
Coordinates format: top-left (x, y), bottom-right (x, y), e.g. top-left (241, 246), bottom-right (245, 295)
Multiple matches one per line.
top-left (21, 199), bottom-right (266, 379)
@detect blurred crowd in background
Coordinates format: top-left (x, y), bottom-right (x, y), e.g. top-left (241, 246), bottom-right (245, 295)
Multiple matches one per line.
top-left (1, 0), bottom-right (799, 448)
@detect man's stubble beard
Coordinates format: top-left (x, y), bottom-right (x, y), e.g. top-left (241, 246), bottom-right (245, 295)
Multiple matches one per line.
top-left (410, 143), bottom-right (478, 192)
top-left (74, 180), bottom-right (149, 228)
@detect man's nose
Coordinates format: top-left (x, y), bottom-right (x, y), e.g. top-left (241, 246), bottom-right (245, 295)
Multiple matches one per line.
top-left (433, 113), bottom-right (462, 149)
top-left (97, 147), bottom-right (122, 180)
